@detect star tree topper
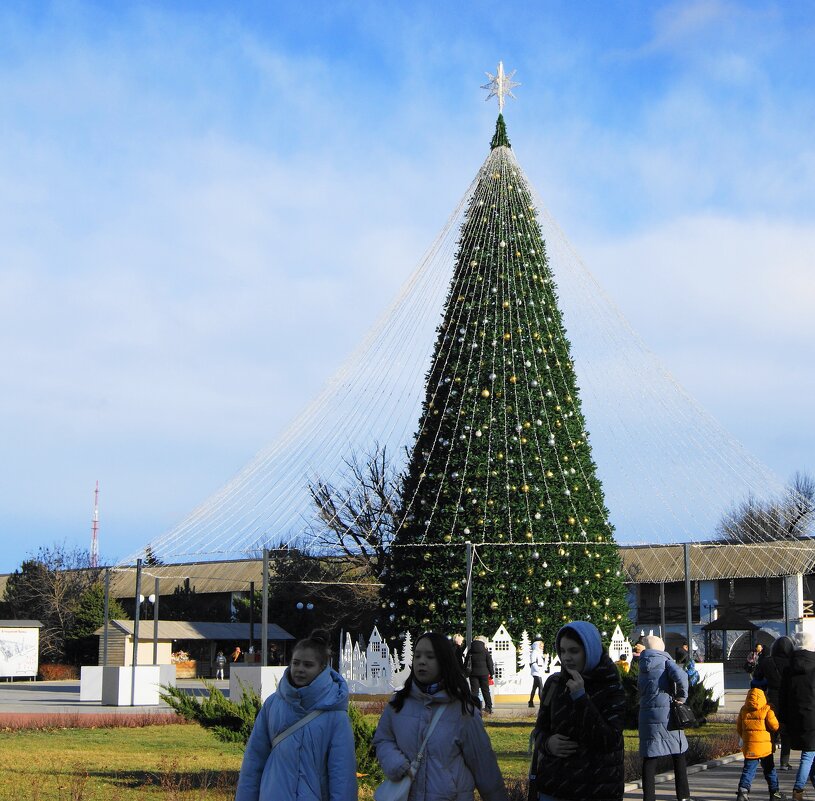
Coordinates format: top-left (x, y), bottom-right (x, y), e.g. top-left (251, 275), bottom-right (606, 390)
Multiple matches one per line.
top-left (481, 61), bottom-right (520, 113)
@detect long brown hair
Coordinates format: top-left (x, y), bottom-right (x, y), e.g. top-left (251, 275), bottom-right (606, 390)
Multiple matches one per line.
top-left (391, 632), bottom-right (475, 715)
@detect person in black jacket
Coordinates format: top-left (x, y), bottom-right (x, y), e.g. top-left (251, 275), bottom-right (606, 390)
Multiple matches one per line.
top-left (528, 621), bottom-right (626, 801)
top-left (467, 636), bottom-right (495, 714)
top-left (754, 635), bottom-right (794, 769)
top-left (780, 631), bottom-right (815, 800)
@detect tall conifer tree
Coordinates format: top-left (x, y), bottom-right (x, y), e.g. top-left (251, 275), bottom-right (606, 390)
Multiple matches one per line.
top-left (381, 116), bottom-right (630, 644)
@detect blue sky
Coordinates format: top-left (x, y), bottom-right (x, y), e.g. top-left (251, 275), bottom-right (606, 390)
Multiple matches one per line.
top-left (1, 1), bottom-right (813, 572)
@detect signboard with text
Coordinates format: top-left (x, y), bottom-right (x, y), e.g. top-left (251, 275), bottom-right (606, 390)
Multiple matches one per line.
top-left (0, 626), bottom-right (40, 677)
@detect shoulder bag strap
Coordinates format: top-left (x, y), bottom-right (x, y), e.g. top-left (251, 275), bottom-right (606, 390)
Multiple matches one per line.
top-left (272, 709), bottom-right (325, 749)
top-left (413, 704), bottom-right (447, 765)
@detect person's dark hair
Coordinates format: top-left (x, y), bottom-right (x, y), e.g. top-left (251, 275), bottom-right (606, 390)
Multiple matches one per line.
top-left (292, 628), bottom-right (331, 667)
top-left (390, 632), bottom-right (475, 715)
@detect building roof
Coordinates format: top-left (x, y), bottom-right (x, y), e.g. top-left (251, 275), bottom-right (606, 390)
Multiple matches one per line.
top-left (3, 539), bottom-right (815, 599)
top-left (0, 620), bottom-right (43, 627)
top-left (93, 620), bottom-right (295, 640)
top-left (621, 539), bottom-right (815, 583)
top-left (701, 607), bottom-right (760, 632)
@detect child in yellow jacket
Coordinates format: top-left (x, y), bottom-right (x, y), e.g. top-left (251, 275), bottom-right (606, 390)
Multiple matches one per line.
top-left (736, 686), bottom-right (781, 801)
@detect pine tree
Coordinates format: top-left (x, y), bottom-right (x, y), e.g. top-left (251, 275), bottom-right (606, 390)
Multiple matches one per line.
top-left (381, 116), bottom-right (630, 645)
top-left (518, 630), bottom-right (531, 673)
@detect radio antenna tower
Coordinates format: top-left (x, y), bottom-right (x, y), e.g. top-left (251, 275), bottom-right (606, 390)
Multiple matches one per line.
top-left (90, 480), bottom-right (99, 568)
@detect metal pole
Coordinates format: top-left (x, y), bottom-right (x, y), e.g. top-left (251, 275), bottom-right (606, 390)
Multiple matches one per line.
top-left (683, 544), bottom-right (693, 657)
top-left (783, 575), bottom-right (790, 636)
top-left (152, 577), bottom-right (160, 665)
top-left (261, 549), bottom-right (269, 667)
top-left (249, 580), bottom-right (255, 654)
top-left (659, 582), bottom-right (666, 640)
top-left (465, 542), bottom-right (473, 648)
top-left (131, 559), bottom-right (143, 706)
top-left (102, 568), bottom-right (110, 666)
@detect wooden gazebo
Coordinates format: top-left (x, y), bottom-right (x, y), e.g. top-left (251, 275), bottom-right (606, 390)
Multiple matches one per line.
top-left (701, 607), bottom-right (759, 668)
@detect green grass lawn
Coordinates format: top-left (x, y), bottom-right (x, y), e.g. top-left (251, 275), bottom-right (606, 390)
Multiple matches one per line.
top-left (0, 715), bottom-right (738, 800)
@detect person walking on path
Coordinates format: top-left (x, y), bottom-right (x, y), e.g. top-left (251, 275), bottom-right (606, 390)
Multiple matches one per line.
top-left (373, 631), bottom-right (507, 801)
top-left (754, 635), bottom-right (795, 770)
top-left (736, 686), bottom-right (783, 800)
top-left (637, 634), bottom-right (696, 801)
top-left (781, 632), bottom-right (815, 801)
top-left (466, 636), bottom-right (495, 714)
top-left (215, 650), bottom-right (227, 680)
top-left (528, 621), bottom-right (626, 801)
top-left (745, 643), bottom-right (764, 675)
top-left (453, 633), bottom-right (467, 669)
top-left (235, 629), bottom-right (357, 801)
top-left (529, 638), bottom-right (547, 707)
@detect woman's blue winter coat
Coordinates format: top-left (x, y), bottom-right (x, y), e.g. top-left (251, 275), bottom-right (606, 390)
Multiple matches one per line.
top-left (637, 648), bottom-right (688, 758)
top-left (235, 666), bottom-right (357, 801)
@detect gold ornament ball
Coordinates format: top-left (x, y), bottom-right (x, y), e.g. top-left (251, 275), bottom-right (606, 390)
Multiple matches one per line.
top-left (407, 598), bottom-right (415, 606)
top-left (451, 580), bottom-right (460, 590)
top-left (490, 601), bottom-right (499, 610)
top-left (428, 602), bottom-right (436, 611)
top-left (568, 516), bottom-right (576, 525)
top-left (481, 389), bottom-right (490, 398)
top-left (502, 300), bottom-right (510, 309)
top-left (509, 375), bottom-right (517, 384)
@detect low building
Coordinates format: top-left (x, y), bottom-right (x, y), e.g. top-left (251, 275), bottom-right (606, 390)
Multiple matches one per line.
top-left (622, 540), bottom-right (815, 668)
top-left (94, 620), bottom-right (294, 677)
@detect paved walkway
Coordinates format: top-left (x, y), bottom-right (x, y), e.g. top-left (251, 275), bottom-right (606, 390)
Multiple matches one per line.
top-left (0, 679), bottom-right (215, 714)
top-left (623, 754), bottom-right (802, 800)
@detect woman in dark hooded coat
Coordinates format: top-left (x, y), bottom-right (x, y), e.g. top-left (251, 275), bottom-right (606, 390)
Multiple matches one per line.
top-left (780, 631), bottom-right (815, 798)
top-left (466, 636), bottom-right (495, 714)
top-left (754, 635), bottom-right (794, 769)
top-left (528, 621), bottom-right (625, 801)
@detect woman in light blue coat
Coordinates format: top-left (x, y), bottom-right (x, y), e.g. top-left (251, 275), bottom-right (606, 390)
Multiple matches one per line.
top-left (374, 631), bottom-right (507, 801)
top-left (637, 635), bottom-right (694, 801)
top-left (235, 629), bottom-right (357, 801)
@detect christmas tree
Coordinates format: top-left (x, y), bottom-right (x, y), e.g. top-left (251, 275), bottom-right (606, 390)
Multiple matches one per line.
top-left (381, 101), bottom-right (630, 645)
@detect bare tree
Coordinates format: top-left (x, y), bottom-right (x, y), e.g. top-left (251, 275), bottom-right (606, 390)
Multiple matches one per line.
top-left (2, 544), bottom-right (101, 662)
top-left (718, 472), bottom-right (815, 543)
top-left (308, 443), bottom-right (403, 579)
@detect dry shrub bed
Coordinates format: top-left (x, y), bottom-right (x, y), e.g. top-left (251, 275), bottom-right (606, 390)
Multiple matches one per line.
top-left (0, 710), bottom-right (186, 731)
top-left (37, 664), bottom-right (81, 680)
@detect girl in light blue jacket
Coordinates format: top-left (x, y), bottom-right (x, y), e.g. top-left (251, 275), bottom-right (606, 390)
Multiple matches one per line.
top-left (235, 629), bottom-right (357, 801)
top-left (373, 631), bottom-right (507, 801)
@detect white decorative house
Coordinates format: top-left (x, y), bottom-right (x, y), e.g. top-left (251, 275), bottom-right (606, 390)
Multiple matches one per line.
top-left (608, 625), bottom-right (633, 662)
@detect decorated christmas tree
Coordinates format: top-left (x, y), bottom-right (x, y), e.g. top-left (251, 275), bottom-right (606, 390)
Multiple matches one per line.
top-left (381, 66), bottom-right (630, 645)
